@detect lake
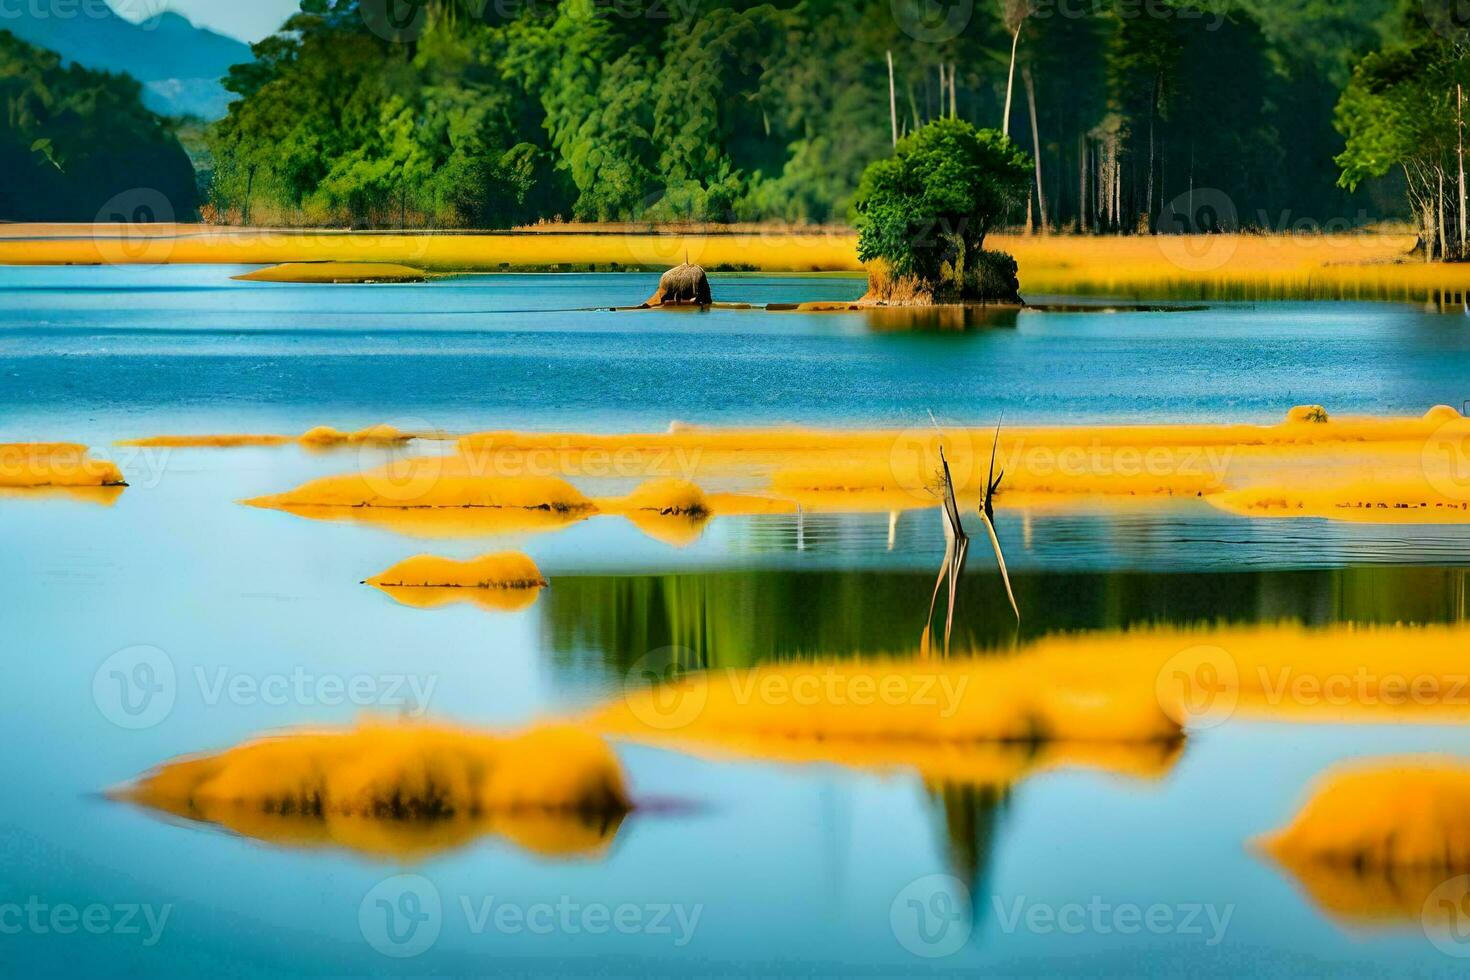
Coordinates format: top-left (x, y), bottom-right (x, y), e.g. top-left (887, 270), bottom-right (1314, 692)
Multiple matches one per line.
top-left (3, 265), bottom-right (1470, 976)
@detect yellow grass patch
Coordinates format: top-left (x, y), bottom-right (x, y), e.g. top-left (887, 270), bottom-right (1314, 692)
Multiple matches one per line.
top-left (233, 262), bottom-right (427, 283)
top-left (1258, 758), bottom-right (1470, 871)
top-left (245, 465), bottom-right (594, 513)
top-left (113, 722), bottom-right (630, 841)
top-left (366, 552), bottom-right (547, 612)
top-left (594, 622), bottom-right (1470, 776)
top-left (0, 443), bottom-right (125, 488)
top-left (120, 424), bottom-right (437, 449)
top-left (117, 434), bottom-right (295, 448)
top-left (1256, 758), bottom-right (1470, 929)
top-left (15, 226), bottom-right (1470, 299)
top-left (597, 478), bottom-right (710, 516)
top-left (458, 410), bottom-right (1470, 522)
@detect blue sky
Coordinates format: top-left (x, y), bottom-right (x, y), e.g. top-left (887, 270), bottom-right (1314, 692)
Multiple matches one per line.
top-left (109, 0), bottom-right (301, 42)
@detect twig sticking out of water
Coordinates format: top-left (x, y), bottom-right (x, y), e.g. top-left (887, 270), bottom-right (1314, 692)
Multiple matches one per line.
top-left (980, 421), bottom-right (1021, 625)
top-left (924, 443), bottom-right (970, 657)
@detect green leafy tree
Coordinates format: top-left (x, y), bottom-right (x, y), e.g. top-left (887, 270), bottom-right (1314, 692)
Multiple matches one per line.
top-left (0, 31), bottom-right (197, 221)
top-left (1336, 4), bottom-right (1469, 259)
top-left (853, 119), bottom-right (1029, 298)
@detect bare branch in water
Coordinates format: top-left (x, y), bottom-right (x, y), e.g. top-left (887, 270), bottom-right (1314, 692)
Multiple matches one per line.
top-left (924, 444), bottom-right (969, 656)
top-left (981, 419), bottom-right (1021, 624)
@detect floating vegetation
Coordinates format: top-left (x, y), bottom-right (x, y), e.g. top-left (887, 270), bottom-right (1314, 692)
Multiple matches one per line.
top-left (1257, 758), bottom-right (1470, 872)
top-left (121, 425), bottom-right (433, 449)
top-left (366, 552), bottom-right (547, 612)
top-left (459, 408), bottom-right (1470, 524)
top-left (246, 466), bottom-right (595, 513)
top-left (0, 443), bottom-right (125, 488)
top-left (111, 722), bottom-right (631, 861)
top-left (232, 262), bottom-right (428, 284)
top-left (1256, 757), bottom-right (1470, 929)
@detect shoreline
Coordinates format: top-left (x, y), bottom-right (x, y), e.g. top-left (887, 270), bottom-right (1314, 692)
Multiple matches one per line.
top-left (8, 226), bottom-right (1470, 301)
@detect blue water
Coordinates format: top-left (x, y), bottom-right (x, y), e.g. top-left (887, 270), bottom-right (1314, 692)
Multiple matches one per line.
top-left (2, 266), bottom-right (1468, 445)
top-left (3, 265), bottom-right (1470, 977)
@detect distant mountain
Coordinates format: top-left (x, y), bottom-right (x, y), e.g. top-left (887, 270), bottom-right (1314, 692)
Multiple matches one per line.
top-left (3, 7), bottom-right (252, 118)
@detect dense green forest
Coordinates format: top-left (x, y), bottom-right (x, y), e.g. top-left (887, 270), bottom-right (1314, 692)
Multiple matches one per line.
top-left (202, 0), bottom-right (1408, 230)
top-left (0, 32), bottom-right (198, 222)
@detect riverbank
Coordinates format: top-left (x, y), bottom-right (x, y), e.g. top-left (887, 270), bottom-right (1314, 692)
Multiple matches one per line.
top-left (9, 224), bottom-right (1470, 301)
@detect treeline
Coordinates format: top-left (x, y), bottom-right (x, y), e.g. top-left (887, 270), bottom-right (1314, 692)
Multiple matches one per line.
top-left (1338, 3), bottom-right (1470, 259)
top-left (0, 32), bottom-right (198, 222)
top-left (207, 0), bottom-right (1399, 230)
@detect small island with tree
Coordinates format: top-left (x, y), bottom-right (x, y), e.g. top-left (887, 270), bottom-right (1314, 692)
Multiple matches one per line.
top-left (853, 119), bottom-right (1031, 306)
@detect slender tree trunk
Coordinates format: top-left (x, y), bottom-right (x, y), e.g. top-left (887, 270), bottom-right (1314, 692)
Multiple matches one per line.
top-left (1146, 74), bottom-right (1158, 234)
top-left (1079, 133), bottom-right (1088, 234)
top-left (1023, 67), bottom-right (1048, 233)
top-left (1460, 84), bottom-right (1467, 259)
top-left (949, 62), bottom-right (957, 119)
top-left (887, 50), bottom-right (898, 147)
top-left (1002, 26), bottom-right (1022, 137)
top-left (1439, 166), bottom-right (1447, 262)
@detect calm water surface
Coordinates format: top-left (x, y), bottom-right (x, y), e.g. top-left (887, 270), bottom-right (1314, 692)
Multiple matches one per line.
top-left (3, 266), bottom-right (1470, 976)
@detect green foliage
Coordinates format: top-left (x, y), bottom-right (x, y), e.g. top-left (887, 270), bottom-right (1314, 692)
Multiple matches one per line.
top-left (178, 0), bottom-right (1408, 230)
top-left (0, 31), bottom-right (198, 221)
top-left (1335, 3), bottom-right (1469, 256)
top-left (853, 119), bottom-right (1029, 296)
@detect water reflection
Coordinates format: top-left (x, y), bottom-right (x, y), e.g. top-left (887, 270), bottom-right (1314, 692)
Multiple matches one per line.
top-left (542, 566), bottom-right (1470, 672)
top-left (929, 783), bottom-right (1008, 909)
top-left (116, 797), bottom-right (626, 863)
